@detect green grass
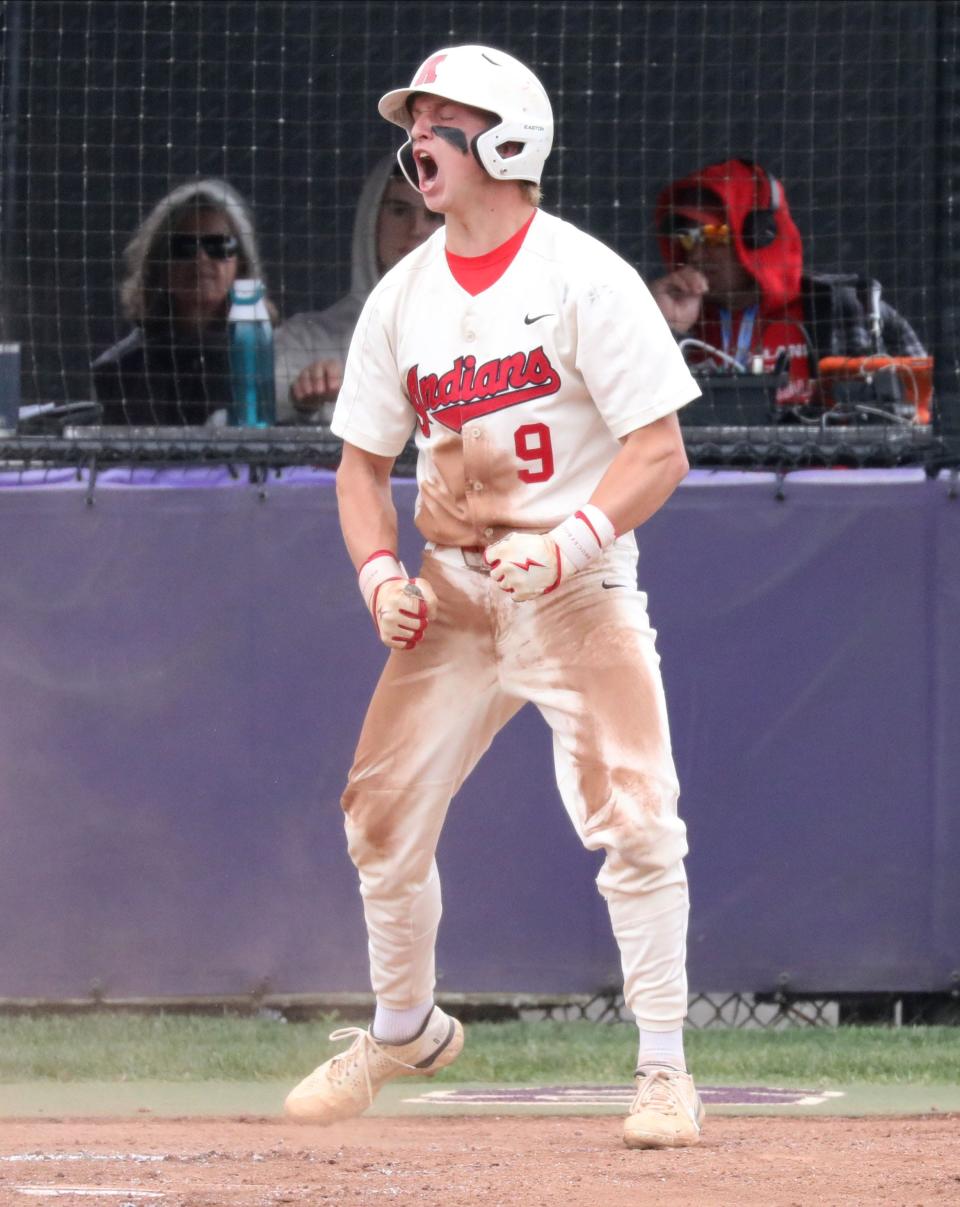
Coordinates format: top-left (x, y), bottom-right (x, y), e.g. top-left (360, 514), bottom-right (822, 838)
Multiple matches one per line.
top-left (1, 1014), bottom-right (959, 1085)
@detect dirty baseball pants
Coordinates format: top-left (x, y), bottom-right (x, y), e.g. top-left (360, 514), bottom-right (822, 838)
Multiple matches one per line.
top-left (341, 541), bottom-right (690, 1030)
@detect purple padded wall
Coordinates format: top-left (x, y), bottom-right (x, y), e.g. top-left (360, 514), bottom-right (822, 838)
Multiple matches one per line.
top-left (0, 467), bottom-right (956, 999)
top-left (643, 471), bottom-right (960, 994)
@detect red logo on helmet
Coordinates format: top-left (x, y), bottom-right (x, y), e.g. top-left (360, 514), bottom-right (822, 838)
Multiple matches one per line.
top-left (413, 54), bottom-right (448, 86)
top-left (406, 346), bottom-right (561, 435)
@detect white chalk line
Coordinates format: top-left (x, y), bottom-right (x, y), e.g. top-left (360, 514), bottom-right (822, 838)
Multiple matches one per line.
top-left (13, 1189), bottom-right (162, 1200)
top-left (1, 1154), bottom-right (165, 1164)
top-left (406, 1087), bottom-right (848, 1108)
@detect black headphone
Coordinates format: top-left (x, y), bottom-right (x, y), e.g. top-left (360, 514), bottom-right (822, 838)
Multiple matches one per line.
top-left (738, 160), bottom-right (783, 251)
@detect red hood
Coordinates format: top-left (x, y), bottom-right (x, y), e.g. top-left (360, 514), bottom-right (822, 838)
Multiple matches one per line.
top-left (655, 160), bottom-right (803, 310)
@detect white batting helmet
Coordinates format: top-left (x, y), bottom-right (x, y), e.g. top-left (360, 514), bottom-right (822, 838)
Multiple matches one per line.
top-left (378, 45), bottom-right (554, 186)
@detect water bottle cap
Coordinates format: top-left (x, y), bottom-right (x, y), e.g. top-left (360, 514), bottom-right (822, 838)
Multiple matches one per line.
top-left (230, 279), bottom-right (265, 303)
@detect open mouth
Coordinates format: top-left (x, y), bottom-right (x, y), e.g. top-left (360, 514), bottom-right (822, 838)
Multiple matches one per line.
top-left (414, 148), bottom-right (439, 189)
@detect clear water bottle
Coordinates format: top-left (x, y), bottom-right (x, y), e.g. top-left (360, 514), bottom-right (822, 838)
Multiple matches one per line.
top-left (227, 279), bottom-right (276, 426)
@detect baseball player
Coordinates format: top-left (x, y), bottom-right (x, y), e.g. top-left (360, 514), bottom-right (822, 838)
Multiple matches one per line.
top-left (284, 45), bottom-right (704, 1150)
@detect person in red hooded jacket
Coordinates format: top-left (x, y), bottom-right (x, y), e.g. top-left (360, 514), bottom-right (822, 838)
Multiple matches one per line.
top-left (649, 159), bottom-right (926, 407)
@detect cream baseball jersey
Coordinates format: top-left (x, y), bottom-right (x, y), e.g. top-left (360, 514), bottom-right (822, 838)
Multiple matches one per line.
top-left (331, 209), bottom-right (701, 547)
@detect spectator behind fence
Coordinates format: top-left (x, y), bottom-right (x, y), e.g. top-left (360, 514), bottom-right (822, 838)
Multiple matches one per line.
top-left (93, 178), bottom-right (273, 426)
top-left (273, 154), bottom-right (442, 423)
top-left (650, 159), bottom-right (926, 406)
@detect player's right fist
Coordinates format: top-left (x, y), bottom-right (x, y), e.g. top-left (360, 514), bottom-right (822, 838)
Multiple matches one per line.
top-left (357, 550), bottom-right (437, 650)
top-left (373, 577), bottom-right (438, 649)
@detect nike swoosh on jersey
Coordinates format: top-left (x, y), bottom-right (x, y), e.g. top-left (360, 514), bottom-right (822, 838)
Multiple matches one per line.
top-left (601, 579), bottom-right (627, 589)
top-left (524, 312), bottom-right (554, 325)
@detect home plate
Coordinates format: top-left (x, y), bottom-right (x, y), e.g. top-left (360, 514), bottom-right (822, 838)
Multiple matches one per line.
top-left (405, 1085), bottom-right (846, 1109)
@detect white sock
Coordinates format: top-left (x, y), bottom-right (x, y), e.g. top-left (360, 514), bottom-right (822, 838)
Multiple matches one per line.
top-left (372, 998), bottom-right (435, 1045)
top-left (637, 1026), bottom-right (686, 1073)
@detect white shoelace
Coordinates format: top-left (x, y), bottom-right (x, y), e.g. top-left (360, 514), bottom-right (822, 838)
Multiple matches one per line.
top-left (327, 1026), bottom-right (421, 1106)
top-left (631, 1069), bottom-right (699, 1127)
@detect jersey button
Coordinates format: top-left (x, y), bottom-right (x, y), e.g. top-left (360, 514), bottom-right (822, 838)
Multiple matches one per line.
top-left (483, 527), bottom-right (494, 538)
top-left (472, 481), bottom-right (484, 492)
top-left (470, 428), bottom-right (482, 440)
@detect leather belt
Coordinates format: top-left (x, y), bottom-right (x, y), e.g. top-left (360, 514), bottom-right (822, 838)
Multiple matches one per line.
top-left (425, 542), bottom-right (491, 572)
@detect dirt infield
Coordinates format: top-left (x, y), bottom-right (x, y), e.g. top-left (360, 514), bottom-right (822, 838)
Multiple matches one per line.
top-left (2, 1114), bottom-right (959, 1205)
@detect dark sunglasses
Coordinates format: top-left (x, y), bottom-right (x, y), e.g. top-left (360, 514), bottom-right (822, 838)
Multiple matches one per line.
top-left (168, 233), bottom-right (240, 261)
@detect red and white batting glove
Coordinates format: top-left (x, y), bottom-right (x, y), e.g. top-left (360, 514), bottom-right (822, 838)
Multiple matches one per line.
top-left (358, 550), bottom-right (438, 650)
top-left (483, 504), bottom-right (617, 602)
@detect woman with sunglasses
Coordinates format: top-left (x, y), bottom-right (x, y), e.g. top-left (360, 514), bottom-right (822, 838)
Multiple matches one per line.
top-left (93, 178), bottom-right (272, 425)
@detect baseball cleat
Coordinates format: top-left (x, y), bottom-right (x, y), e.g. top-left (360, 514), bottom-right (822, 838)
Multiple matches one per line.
top-left (283, 1005), bottom-right (463, 1124)
top-left (622, 1067), bottom-right (705, 1149)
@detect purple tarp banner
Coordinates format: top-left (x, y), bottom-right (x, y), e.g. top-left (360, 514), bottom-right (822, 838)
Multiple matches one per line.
top-left (0, 468), bottom-right (957, 999)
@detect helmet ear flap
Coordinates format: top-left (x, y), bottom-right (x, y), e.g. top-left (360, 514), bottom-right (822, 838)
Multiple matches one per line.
top-left (397, 140), bottom-right (418, 189)
top-left (473, 127), bottom-right (522, 179)
top-left (469, 130), bottom-right (487, 170)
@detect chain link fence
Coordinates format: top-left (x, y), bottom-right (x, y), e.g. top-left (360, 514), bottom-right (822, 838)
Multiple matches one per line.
top-left (525, 991), bottom-right (960, 1029)
top-left (4, 988), bottom-right (958, 1027)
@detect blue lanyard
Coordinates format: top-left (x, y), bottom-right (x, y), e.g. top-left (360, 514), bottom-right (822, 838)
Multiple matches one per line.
top-left (719, 304), bottom-right (758, 369)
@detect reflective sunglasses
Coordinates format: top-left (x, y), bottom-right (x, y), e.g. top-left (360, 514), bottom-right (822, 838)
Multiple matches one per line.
top-left (661, 218), bottom-right (732, 252)
top-left (168, 232), bottom-right (240, 261)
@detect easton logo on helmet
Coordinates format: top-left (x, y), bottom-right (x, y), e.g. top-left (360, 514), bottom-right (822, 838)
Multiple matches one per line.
top-left (406, 346), bottom-right (561, 434)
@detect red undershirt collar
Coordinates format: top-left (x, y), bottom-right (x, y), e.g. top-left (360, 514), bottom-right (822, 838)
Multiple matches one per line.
top-left (445, 211), bottom-right (536, 296)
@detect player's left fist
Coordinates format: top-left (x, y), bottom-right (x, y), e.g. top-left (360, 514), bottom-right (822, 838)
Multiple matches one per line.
top-left (483, 532), bottom-right (561, 602)
top-left (484, 505), bottom-right (618, 603)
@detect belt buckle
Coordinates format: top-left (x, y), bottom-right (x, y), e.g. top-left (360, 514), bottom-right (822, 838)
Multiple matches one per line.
top-left (461, 546), bottom-right (489, 573)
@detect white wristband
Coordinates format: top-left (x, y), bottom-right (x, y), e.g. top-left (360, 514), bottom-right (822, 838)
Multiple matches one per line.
top-left (358, 549), bottom-right (404, 614)
top-left (549, 504), bottom-right (617, 573)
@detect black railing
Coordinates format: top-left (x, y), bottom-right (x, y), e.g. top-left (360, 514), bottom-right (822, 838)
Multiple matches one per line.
top-left (0, 421), bottom-right (954, 480)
